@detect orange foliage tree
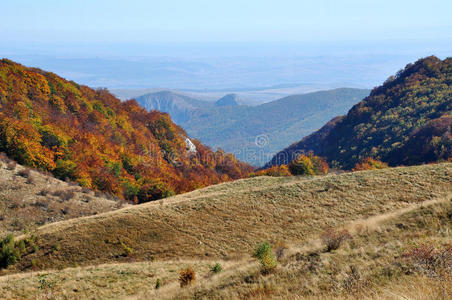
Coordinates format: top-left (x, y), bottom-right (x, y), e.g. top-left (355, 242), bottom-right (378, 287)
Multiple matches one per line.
top-left (353, 158), bottom-right (388, 171)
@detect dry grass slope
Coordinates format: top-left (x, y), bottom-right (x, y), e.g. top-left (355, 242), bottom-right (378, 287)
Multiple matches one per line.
top-left (169, 195), bottom-right (452, 299)
top-left (4, 163), bottom-right (451, 274)
top-left (0, 158), bottom-right (122, 236)
top-left (0, 185), bottom-right (450, 299)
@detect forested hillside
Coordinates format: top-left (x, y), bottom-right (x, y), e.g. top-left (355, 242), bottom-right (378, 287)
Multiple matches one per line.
top-left (0, 59), bottom-right (252, 202)
top-left (267, 56), bottom-right (452, 169)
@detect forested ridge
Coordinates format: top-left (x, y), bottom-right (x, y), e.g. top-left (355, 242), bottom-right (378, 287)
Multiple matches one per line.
top-left (267, 56), bottom-right (452, 169)
top-left (0, 59), bottom-right (252, 202)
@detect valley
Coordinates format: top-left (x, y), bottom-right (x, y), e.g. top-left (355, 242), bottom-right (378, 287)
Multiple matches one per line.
top-left (136, 88), bottom-right (369, 166)
top-left (2, 1), bottom-right (452, 299)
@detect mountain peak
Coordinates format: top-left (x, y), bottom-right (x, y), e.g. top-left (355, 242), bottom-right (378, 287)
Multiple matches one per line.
top-left (215, 94), bottom-right (240, 107)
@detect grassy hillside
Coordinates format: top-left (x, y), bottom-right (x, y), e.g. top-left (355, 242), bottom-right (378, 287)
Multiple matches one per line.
top-left (180, 88), bottom-right (369, 166)
top-left (267, 56), bottom-right (452, 169)
top-left (169, 195), bottom-right (452, 300)
top-left (0, 163), bottom-right (450, 299)
top-left (0, 154), bottom-right (120, 236)
top-left (0, 59), bottom-right (252, 202)
top-left (3, 163), bottom-right (450, 275)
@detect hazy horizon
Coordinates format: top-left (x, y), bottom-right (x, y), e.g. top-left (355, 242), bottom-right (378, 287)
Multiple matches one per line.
top-left (2, 0), bottom-right (452, 92)
top-left (3, 0), bottom-right (452, 43)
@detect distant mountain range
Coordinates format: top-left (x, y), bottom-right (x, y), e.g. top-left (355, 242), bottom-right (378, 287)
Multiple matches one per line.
top-left (266, 56), bottom-right (452, 169)
top-left (136, 88), bottom-right (370, 166)
top-left (135, 91), bottom-right (211, 124)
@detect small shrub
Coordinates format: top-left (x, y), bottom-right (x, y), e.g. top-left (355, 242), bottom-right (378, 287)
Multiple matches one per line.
top-left (81, 187), bottom-right (91, 194)
top-left (17, 168), bottom-right (31, 178)
top-left (53, 190), bottom-right (76, 201)
top-left (6, 161), bottom-right (16, 170)
top-left (0, 234), bottom-right (21, 269)
top-left (253, 242), bottom-right (272, 260)
top-left (179, 267), bottom-right (196, 287)
top-left (121, 242), bottom-right (133, 257)
top-left (62, 190), bottom-right (75, 201)
top-left (37, 274), bottom-right (54, 290)
top-left (38, 189), bottom-right (50, 196)
top-left (67, 180), bottom-right (79, 187)
top-left (253, 242), bottom-right (277, 274)
top-left (402, 243), bottom-right (452, 277)
top-left (211, 262), bottom-right (223, 274)
top-left (321, 228), bottom-right (352, 252)
top-left (155, 278), bottom-right (162, 289)
top-left (260, 252), bottom-right (277, 274)
top-left (26, 175), bottom-right (35, 184)
top-left (94, 190), bottom-right (105, 198)
top-left (31, 259), bottom-right (38, 270)
top-left (51, 243), bottom-right (61, 252)
top-left (343, 265), bottom-right (362, 292)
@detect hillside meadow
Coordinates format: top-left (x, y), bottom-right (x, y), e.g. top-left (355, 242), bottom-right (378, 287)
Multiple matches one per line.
top-left (1, 163), bottom-right (450, 274)
top-left (0, 164), bottom-right (450, 299)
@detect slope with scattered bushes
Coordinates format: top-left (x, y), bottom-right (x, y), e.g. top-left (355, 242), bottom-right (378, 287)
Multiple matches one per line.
top-left (0, 165), bottom-right (450, 299)
top-left (0, 153), bottom-right (120, 236)
top-left (3, 163), bottom-right (450, 274)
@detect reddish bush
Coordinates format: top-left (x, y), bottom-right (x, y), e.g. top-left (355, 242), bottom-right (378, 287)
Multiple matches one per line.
top-left (179, 267), bottom-right (196, 287)
top-left (402, 243), bottom-right (452, 276)
top-left (6, 161), bottom-right (17, 170)
top-left (17, 168), bottom-right (31, 178)
top-left (321, 228), bottom-right (352, 252)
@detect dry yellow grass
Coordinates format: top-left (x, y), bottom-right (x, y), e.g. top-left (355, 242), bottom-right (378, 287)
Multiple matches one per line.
top-left (168, 196), bottom-right (452, 299)
top-left (0, 160), bottom-right (122, 236)
top-left (3, 163), bottom-right (451, 276)
top-left (0, 191), bottom-right (450, 299)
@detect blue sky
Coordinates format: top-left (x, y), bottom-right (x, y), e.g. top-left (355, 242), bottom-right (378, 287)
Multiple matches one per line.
top-left (2, 0), bottom-right (452, 43)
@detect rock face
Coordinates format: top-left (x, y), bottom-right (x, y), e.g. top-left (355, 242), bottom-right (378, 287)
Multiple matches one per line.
top-left (215, 94), bottom-right (240, 107)
top-left (184, 137), bottom-right (197, 153)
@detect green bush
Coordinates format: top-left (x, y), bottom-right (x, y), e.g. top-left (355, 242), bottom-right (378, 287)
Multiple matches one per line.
top-left (211, 262), bottom-right (223, 274)
top-left (253, 242), bottom-right (277, 274)
top-left (253, 242), bottom-right (272, 260)
top-left (0, 234), bottom-right (21, 269)
top-left (155, 278), bottom-right (162, 289)
top-left (120, 242), bottom-right (133, 257)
